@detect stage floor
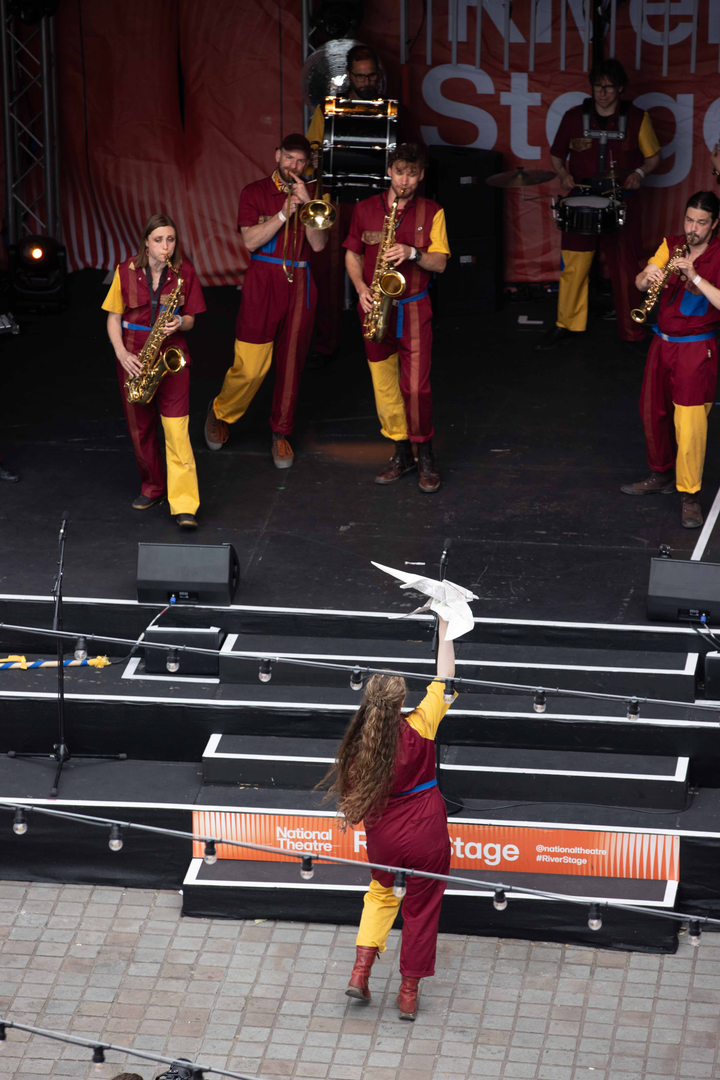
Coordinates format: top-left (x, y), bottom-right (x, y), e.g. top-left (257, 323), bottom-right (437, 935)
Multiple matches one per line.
top-left (1, 271), bottom-right (718, 621)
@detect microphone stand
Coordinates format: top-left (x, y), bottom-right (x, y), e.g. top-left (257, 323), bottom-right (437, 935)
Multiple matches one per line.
top-left (433, 538), bottom-right (464, 815)
top-left (8, 514), bottom-right (126, 798)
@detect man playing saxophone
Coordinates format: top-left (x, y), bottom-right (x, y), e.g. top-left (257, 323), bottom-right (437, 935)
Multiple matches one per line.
top-left (103, 213), bottom-right (206, 529)
top-left (344, 144), bottom-right (450, 492)
top-left (622, 192), bottom-right (720, 529)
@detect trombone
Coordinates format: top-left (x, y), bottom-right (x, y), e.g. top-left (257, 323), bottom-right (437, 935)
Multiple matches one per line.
top-left (281, 145), bottom-right (336, 282)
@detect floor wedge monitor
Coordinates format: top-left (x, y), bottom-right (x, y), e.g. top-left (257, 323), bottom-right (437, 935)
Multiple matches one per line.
top-left (136, 543), bottom-right (240, 606)
top-left (647, 555), bottom-right (720, 623)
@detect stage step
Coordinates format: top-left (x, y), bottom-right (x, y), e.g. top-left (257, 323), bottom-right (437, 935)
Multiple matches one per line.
top-left (201, 734), bottom-right (688, 810)
top-left (219, 633), bottom-right (699, 701)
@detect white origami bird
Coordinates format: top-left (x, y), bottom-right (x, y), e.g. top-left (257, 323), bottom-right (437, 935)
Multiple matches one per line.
top-left (372, 561), bottom-right (478, 641)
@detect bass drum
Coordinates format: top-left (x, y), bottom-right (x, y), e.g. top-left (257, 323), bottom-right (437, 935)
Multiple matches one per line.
top-left (324, 98), bottom-right (398, 203)
top-left (555, 195), bottom-right (625, 235)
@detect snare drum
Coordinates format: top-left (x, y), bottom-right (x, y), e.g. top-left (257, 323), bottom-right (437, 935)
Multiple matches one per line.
top-left (554, 194), bottom-right (625, 235)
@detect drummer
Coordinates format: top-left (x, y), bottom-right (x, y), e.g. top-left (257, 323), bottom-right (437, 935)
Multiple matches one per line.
top-left (535, 59), bottom-right (660, 352)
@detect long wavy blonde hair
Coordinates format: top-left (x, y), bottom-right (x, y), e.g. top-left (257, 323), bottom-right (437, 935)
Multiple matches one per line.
top-left (320, 674), bottom-right (407, 827)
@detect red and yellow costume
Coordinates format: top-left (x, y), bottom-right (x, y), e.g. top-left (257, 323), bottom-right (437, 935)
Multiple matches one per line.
top-left (102, 258), bottom-right (205, 515)
top-left (357, 680), bottom-right (455, 978)
top-left (640, 233), bottom-right (720, 493)
top-left (551, 101), bottom-right (660, 342)
top-left (212, 173), bottom-right (317, 436)
top-left (343, 193), bottom-right (450, 443)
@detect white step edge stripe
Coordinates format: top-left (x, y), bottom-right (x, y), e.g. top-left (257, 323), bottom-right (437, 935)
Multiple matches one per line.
top-left (439, 761), bottom-right (688, 783)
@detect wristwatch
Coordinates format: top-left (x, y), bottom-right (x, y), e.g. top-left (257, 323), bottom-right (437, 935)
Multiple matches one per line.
top-left (410, 247), bottom-right (422, 262)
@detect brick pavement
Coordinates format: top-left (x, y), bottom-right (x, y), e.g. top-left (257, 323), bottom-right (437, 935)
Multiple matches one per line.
top-left (0, 881), bottom-right (717, 1080)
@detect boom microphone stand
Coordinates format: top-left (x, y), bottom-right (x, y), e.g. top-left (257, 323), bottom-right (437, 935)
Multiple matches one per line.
top-left (8, 513), bottom-right (126, 798)
top-left (432, 538), bottom-right (464, 815)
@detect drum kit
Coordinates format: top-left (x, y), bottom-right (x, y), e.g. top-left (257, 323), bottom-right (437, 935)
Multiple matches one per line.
top-left (486, 165), bottom-right (629, 236)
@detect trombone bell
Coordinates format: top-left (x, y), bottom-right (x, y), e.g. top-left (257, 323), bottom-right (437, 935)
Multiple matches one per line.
top-left (300, 199), bottom-right (337, 230)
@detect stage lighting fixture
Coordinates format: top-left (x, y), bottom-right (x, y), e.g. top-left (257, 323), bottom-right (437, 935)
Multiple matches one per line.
top-left (108, 825), bottom-right (123, 852)
top-left (166, 649), bottom-right (180, 673)
top-left (0, 1022), bottom-right (5, 1042)
top-left (688, 919), bottom-right (702, 946)
top-left (259, 659), bottom-right (272, 683)
top-left (74, 636), bottom-right (88, 661)
top-left (627, 698), bottom-right (640, 721)
top-left (587, 904), bottom-right (602, 931)
top-left (8, 234), bottom-right (68, 311)
top-left (493, 889), bottom-right (507, 911)
top-left (350, 666), bottom-right (363, 691)
top-left (12, 808), bottom-right (28, 835)
top-left (393, 871), bottom-right (407, 898)
top-left (300, 856), bottom-right (314, 880)
top-left (443, 679), bottom-right (455, 704)
top-left (313, 0), bottom-right (364, 39)
top-left (533, 691), bottom-right (546, 713)
top-left (92, 1046), bottom-right (105, 1071)
top-left (203, 841), bottom-right (217, 865)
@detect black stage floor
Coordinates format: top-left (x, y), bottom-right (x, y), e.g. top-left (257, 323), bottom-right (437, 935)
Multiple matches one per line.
top-left (2, 271), bottom-right (718, 620)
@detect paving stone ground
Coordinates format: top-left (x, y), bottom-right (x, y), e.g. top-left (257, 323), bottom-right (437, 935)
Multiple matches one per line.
top-left (0, 881), bottom-right (717, 1080)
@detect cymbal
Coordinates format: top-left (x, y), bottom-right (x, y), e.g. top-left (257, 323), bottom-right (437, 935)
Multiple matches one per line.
top-left (595, 166), bottom-right (631, 181)
top-left (485, 167), bottom-right (556, 189)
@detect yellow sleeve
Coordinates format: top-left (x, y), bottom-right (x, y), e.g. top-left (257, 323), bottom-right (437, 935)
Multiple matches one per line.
top-left (639, 112), bottom-right (660, 159)
top-left (405, 679), bottom-right (457, 740)
top-left (649, 238), bottom-right (670, 269)
top-left (101, 267), bottom-right (125, 314)
top-left (306, 105), bottom-right (325, 147)
top-left (428, 209), bottom-right (451, 256)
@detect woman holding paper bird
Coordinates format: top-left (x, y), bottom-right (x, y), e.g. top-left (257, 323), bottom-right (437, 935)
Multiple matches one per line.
top-left (322, 603), bottom-right (458, 1022)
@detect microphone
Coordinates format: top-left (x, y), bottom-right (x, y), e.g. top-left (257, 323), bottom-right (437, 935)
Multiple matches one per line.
top-left (59, 511), bottom-right (69, 542)
top-left (440, 537), bottom-right (451, 580)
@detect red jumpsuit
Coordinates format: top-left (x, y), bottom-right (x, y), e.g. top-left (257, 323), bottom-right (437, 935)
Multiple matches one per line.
top-left (343, 193), bottom-right (450, 444)
top-left (640, 233), bottom-right (720, 493)
top-left (213, 173), bottom-right (318, 436)
top-left (102, 257), bottom-right (206, 514)
top-left (550, 100), bottom-right (660, 342)
top-left (356, 680), bottom-right (455, 978)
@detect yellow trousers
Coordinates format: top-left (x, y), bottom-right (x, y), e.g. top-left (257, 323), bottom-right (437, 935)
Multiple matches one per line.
top-left (356, 878), bottom-right (401, 951)
top-left (557, 250), bottom-right (594, 332)
top-left (368, 354), bottom-right (409, 442)
top-left (213, 340), bottom-right (274, 425)
top-left (674, 403), bottom-right (712, 494)
top-left (160, 416), bottom-right (199, 515)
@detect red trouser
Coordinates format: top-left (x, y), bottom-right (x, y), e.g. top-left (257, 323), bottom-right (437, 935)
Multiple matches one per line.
top-left (640, 333), bottom-right (717, 493)
top-left (362, 294), bottom-right (434, 443)
top-left (560, 197), bottom-right (644, 341)
top-left (364, 787), bottom-right (450, 978)
top-left (117, 362), bottom-right (189, 498)
top-left (308, 202), bottom-right (352, 355)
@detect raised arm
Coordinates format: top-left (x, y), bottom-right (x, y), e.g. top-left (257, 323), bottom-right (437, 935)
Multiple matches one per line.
top-left (436, 616), bottom-right (455, 680)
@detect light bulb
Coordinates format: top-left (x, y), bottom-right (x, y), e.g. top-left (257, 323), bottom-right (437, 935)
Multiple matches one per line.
top-left (393, 871), bottom-right (407, 899)
top-left (350, 667), bottom-right (363, 691)
top-left (108, 825), bottom-right (123, 852)
top-left (627, 698), bottom-right (640, 721)
top-left (166, 649), bottom-right (180, 673)
top-left (533, 691), bottom-right (546, 713)
top-left (30, 246), bottom-right (43, 260)
top-left (493, 889), bottom-right (507, 911)
top-left (259, 659), bottom-right (272, 683)
top-left (203, 841), bottom-right (217, 865)
top-left (443, 679), bottom-right (455, 705)
top-left (74, 636), bottom-right (88, 661)
top-left (688, 919), bottom-right (702, 946)
top-left (92, 1047), bottom-right (105, 1071)
top-left (12, 809), bottom-right (27, 836)
top-left (588, 904), bottom-right (602, 931)
top-left (300, 856), bottom-right (314, 880)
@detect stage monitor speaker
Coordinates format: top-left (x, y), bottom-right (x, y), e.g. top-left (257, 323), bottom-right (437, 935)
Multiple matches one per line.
top-left (144, 626), bottom-right (223, 675)
top-left (136, 543), bottom-right (240, 606)
top-left (432, 236), bottom-right (501, 315)
top-left (647, 556), bottom-right (720, 622)
top-left (425, 145), bottom-right (504, 240)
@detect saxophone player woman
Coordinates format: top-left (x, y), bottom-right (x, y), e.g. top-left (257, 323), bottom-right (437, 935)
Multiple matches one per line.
top-left (344, 144), bottom-right (450, 492)
top-left (102, 213), bottom-right (206, 528)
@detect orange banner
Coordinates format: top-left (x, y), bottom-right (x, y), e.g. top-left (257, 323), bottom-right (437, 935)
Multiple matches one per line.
top-left (192, 810), bottom-right (679, 881)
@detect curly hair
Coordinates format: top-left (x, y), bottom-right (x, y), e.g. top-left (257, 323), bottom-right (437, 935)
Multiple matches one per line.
top-left (320, 674), bottom-right (406, 827)
top-left (388, 142), bottom-right (427, 170)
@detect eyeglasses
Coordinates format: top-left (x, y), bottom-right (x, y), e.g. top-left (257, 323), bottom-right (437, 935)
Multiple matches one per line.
top-left (350, 72), bottom-right (378, 81)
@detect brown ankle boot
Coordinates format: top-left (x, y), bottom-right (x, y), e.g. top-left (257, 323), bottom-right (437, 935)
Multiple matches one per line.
top-left (375, 440), bottom-right (416, 485)
top-left (396, 975), bottom-right (421, 1019)
top-left (417, 441), bottom-right (440, 493)
top-left (346, 946), bottom-right (378, 1001)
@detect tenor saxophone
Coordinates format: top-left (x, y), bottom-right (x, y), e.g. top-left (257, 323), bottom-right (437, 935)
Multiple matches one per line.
top-left (124, 257), bottom-right (187, 405)
top-left (631, 245), bottom-right (689, 324)
top-left (363, 188), bottom-right (406, 343)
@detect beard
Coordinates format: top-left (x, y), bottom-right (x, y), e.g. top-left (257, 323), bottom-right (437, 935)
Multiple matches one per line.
top-left (686, 232), bottom-right (704, 247)
top-left (350, 82), bottom-right (379, 100)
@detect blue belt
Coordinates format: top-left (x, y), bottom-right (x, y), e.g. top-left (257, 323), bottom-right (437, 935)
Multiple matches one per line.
top-left (251, 253), bottom-right (310, 308)
top-left (653, 326), bottom-right (716, 344)
top-left (394, 289), bottom-right (429, 337)
top-left (390, 777), bottom-right (437, 798)
top-left (122, 321), bottom-right (152, 331)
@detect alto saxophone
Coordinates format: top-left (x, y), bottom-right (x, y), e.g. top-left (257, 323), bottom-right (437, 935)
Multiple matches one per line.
top-left (631, 245), bottom-right (689, 324)
top-left (363, 187), bottom-right (407, 343)
top-left (124, 257), bottom-right (187, 405)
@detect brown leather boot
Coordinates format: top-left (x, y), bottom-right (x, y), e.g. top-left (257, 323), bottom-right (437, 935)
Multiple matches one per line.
top-left (375, 441), bottom-right (416, 485)
top-left (620, 472), bottom-right (675, 495)
top-left (681, 492), bottom-right (703, 529)
top-left (396, 975), bottom-right (421, 1020)
top-left (346, 946), bottom-right (378, 1001)
top-left (417, 441), bottom-right (440, 493)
